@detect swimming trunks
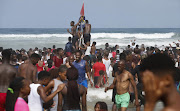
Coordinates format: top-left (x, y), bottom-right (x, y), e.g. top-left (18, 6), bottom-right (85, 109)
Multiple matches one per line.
top-left (83, 34), bottom-right (91, 44)
top-left (115, 92), bottom-right (130, 108)
top-left (78, 79), bottom-right (88, 88)
top-left (0, 93), bottom-right (6, 111)
top-left (72, 36), bottom-right (79, 46)
top-left (112, 88), bottom-right (116, 103)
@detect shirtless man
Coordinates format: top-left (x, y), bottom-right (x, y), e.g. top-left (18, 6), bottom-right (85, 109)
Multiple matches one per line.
top-left (91, 41), bottom-right (96, 55)
top-left (18, 53), bottom-right (40, 83)
top-left (0, 49), bottom-right (17, 110)
top-left (67, 18), bottom-right (82, 49)
top-left (83, 20), bottom-right (91, 45)
top-left (140, 53), bottom-right (180, 111)
top-left (105, 60), bottom-right (139, 111)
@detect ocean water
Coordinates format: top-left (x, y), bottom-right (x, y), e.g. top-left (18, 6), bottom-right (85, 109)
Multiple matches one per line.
top-left (0, 28), bottom-right (180, 50)
top-left (0, 28), bottom-right (169, 110)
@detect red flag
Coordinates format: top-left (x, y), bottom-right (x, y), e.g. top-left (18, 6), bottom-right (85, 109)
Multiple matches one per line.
top-left (80, 2), bottom-right (84, 16)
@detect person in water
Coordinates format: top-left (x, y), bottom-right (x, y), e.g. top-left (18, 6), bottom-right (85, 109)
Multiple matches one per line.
top-left (58, 66), bottom-right (87, 111)
top-left (83, 20), bottom-right (91, 45)
top-left (105, 60), bottom-right (140, 111)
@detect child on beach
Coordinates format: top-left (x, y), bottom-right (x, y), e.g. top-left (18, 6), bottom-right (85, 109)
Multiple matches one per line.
top-left (28, 71), bottom-right (65, 111)
top-left (6, 77), bottom-right (30, 111)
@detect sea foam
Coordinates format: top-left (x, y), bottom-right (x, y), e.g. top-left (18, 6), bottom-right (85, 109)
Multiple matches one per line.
top-left (0, 32), bottom-right (175, 39)
top-left (87, 87), bottom-right (112, 102)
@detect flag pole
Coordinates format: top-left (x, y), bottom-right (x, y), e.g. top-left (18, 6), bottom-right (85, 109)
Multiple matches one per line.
top-left (80, 1), bottom-right (85, 47)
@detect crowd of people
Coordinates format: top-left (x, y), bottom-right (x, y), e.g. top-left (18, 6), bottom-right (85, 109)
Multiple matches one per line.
top-left (0, 19), bottom-right (180, 111)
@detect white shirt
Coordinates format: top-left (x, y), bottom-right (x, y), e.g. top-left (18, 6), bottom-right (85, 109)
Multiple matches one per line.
top-left (63, 57), bottom-right (67, 64)
top-left (108, 53), bottom-right (113, 59)
top-left (28, 83), bottom-right (43, 111)
top-left (102, 58), bottom-right (111, 77)
top-left (85, 46), bottom-right (91, 55)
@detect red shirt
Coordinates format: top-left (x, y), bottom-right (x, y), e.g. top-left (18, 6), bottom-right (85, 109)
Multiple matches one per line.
top-left (47, 66), bottom-right (55, 72)
top-left (53, 56), bottom-right (63, 68)
top-left (92, 62), bottom-right (106, 77)
top-left (36, 62), bottom-right (45, 72)
top-left (112, 51), bottom-right (116, 58)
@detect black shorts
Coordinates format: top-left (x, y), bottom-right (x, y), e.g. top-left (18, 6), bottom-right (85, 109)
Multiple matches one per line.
top-left (83, 34), bottom-right (91, 44)
top-left (112, 87), bottom-right (116, 103)
top-left (72, 36), bottom-right (79, 46)
top-left (94, 76), bottom-right (99, 86)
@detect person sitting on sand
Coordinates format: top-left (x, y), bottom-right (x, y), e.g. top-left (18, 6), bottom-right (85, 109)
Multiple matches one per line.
top-left (140, 53), bottom-right (180, 111)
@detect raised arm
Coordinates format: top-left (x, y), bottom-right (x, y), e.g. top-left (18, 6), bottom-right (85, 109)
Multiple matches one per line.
top-left (79, 45), bottom-right (87, 50)
top-left (67, 29), bottom-right (73, 35)
top-left (75, 17), bottom-right (83, 27)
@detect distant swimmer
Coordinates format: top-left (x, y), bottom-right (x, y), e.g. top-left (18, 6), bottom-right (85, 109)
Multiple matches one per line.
top-left (83, 20), bottom-right (91, 45)
top-left (105, 60), bottom-right (140, 111)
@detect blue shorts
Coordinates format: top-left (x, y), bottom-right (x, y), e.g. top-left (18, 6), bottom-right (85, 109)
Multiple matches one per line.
top-left (78, 79), bottom-right (88, 88)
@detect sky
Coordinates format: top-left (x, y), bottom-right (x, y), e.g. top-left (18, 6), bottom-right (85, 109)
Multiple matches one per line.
top-left (0, 0), bottom-right (180, 28)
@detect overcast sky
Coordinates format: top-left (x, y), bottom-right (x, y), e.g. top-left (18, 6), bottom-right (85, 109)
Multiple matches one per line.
top-left (0, 0), bottom-right (180, 28)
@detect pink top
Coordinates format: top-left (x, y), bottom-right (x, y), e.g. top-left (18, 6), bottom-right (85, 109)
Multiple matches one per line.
top-left (47, 66), bottom-right (56, 72)
top-left (14, 97), bottom-right (29, 111)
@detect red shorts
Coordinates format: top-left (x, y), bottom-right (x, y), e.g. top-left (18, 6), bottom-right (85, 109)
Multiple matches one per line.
top-left (66, 52), bottom-right (72, 57)
top-left (0, 93), bottom-right (6, 111)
